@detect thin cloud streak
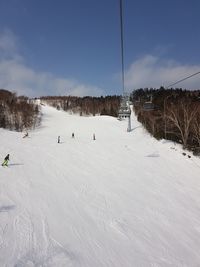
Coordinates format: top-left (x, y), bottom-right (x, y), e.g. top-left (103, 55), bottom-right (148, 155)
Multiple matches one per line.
top-left (0, 29), bottom-right (18, 56)
top-left (124, 55), bottom-right (200, 91)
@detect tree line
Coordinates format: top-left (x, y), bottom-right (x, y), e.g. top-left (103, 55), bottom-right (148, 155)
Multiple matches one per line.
top-left (40, 95), bottom-right (120, 117)
top-left (131, 87), bottom-right (200, 154)
top-left (0, 89), bottom-right (40, 131)
top-left (2, 87), bottom-right (200, 155)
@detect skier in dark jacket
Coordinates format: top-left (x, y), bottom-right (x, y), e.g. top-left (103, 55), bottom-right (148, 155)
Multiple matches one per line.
top-left (2, 154), bottom-right (10, 167)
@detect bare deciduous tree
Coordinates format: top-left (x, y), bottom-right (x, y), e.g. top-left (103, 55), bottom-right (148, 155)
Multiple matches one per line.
top-left (192, 110), bottom-right (200, 147)
top-left (166, 100), bottom-right (199, 148)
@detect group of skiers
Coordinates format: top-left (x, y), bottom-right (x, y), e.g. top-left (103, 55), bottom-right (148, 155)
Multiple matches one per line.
top-left (2, 131), bottom-right (28, 167)
top-left (2, 132), bottom-right (96, 167)
top-left (57, 133), bottom-right (96, 143)
top-left (58, 133), bottom-right (75, 143)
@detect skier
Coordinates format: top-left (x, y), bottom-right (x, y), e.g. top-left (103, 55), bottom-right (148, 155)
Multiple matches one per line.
top-left (93, 133), bottom-right (96, 140)
top-left (2, 154), bottom-right (10, 167)
top-left (23, 132), bottom-right (28, 138)
top-left (72, 132), bottom-right (75, 138)
top-left (58, 136), bottom-right (60, 143)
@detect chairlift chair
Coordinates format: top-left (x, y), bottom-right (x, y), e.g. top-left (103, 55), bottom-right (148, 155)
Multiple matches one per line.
top-left (118, 96), bottom-right (131, 119)
top-left (143, 101), bottom-right (155, 111)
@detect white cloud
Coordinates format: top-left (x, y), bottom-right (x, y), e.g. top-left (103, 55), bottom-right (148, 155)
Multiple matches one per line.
top-left (0, 59), bottom-right (104, 97)
top-left (1, 29), bottom-right (200, 97)
top-left (0, 30), bottom-right (104, 97)
top-left (125, 55), bottom-right (200, 91)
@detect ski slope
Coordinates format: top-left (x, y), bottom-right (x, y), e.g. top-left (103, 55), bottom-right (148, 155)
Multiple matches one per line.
top-left (1, 104), bottom-right (200, 267)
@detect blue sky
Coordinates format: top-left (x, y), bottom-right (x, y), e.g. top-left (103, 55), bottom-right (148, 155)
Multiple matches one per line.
top-left (0, 0), bottom-right (200, 97)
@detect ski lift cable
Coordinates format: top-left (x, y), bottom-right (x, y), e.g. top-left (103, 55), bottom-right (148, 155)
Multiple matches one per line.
top-left (166, 71), bottom-right (200, 88)
top-left (119, 0), bottom-right (125, 96)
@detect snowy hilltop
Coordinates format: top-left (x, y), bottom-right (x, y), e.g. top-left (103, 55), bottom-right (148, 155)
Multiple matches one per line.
top-left (1, 105), bottom-right (200, 267)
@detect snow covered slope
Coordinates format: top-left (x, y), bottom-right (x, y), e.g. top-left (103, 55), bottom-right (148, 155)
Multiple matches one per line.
top-left (1, 105), bottom-right (200, 267)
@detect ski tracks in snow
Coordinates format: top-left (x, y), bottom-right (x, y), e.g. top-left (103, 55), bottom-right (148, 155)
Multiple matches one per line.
top-left (0, 203), bottom-right (78, 267)
top-left (79, 181), bottom-right (131, 241)
top-left (12, 213), bottom-right (77, 267)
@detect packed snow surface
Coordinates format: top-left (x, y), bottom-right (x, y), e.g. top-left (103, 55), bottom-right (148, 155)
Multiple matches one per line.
top-left (1, 105), bottom-right (200, 267)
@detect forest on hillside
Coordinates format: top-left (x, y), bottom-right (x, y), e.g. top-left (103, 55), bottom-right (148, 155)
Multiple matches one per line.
top-left (1, 87), bottom-right (200, 155)
top-left (40, 95), bottom-right (120, 117)
top-left (0, 89), bottom-right (40, 131)
top-left (131, 87), bottom-right (200, 154)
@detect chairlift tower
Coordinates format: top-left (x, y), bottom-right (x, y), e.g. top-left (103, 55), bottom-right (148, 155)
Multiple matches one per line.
top-left (118, 94), bottom-right (131, 131)
top-left (118, 0), bottom-right (131, 132)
